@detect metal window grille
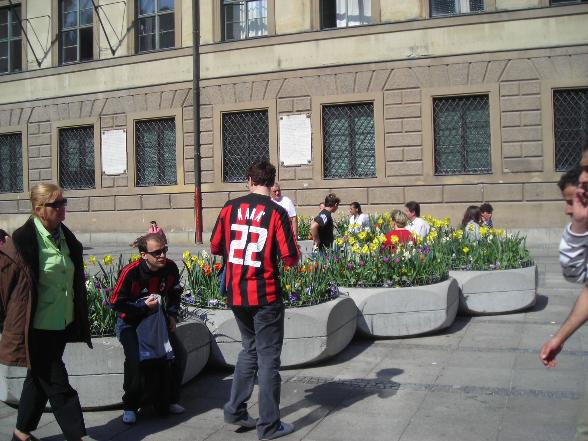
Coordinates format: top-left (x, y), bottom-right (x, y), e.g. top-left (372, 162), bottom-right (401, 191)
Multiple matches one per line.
top-left (222, 110), bottom-right (269, 182)
top-left (433, 95), bottom-right (491, 176)
top-left (321, 0), bottom-right (372, 29)
top-left (137, 0), bottom-right (175, 53)
top-left (60, 0), bottom-right (93, 64)
top-left (322, 102), bottom-right (376, 179)
top-left (554, 89), bottom-right (588, 172)
top-left (551, 0), bottom-right (587, 4)
top-left (222, 0), bottom-right (267, 41)
top-left (59, 126), bottom-right (95, 190)
top-left (431, 0), bottom-right (484, 16)
top-left (0, 133), bottom-right (22, 193)
top-left (0, 5), bottom-right (22, 74)
top-left (136, 118), bottom-right (177, 187)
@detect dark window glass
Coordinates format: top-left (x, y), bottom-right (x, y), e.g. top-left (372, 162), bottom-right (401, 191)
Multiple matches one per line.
top-left (321, 0), bottom-right (372, 29)
top-left (222, 0), bottom-right (267, 41)
top-left (431, 0), bottom-right (484, 16)
top-left (222, 110), bottom-right (269, 182)
top-left (136, 118), bottom-right (177, 187)
top-left (136, 0), bottom-right (174, 53)
top-left (60, 0), bottom-right (93, 64)
top-left (554, 89), bottom-right (588, 172)
top-left (551, 0), bottom-right (587, 4)
top-left (59, 126), bottom-right (95, 190)
top-left (322, 103), bottom-right (376, 179)
top-left (0, 133), bottom-right (22, 193)
top-left (0, 5), bottom-right (22, 74)
top-left (433, 95), bottom-right (491, 175)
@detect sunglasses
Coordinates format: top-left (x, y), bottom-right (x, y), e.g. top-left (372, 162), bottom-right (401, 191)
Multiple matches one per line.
top-left (44, 198), bottom-right (68, 208)
top-left (144, 246), bottom-right (168, 257)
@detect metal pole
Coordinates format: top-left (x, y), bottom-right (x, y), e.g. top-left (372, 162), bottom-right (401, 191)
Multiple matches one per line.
top-left (192, 0), bottom-right (203, 244)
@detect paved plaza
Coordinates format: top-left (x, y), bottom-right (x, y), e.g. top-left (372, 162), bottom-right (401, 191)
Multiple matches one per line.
top-left (0, 244), bottom-right (586, 441)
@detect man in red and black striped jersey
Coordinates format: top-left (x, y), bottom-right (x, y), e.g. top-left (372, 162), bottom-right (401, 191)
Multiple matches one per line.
top-left (108, 233), bottom-right (185, 425)
top-left (211, 160), bottom-right (300, 440)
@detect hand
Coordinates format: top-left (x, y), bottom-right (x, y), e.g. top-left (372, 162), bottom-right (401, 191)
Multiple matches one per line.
top-left (145, 296), bottom-right (159, 311)
top-left (168, 316), bottom-right (177, 332)
top-left (539, 339), bottom-right (562, 368)
top-left (570, 188), bottom-right (588, 234)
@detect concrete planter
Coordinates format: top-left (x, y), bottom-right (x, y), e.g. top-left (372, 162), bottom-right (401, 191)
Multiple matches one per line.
top-left (0, 318), bottom-right (211, 409)
top-left (203, 296), bottom-right (357, 368)
top-left (344, 278), bottom-right (459, 338)
top-left (449, 265), bottom-right (537, 315)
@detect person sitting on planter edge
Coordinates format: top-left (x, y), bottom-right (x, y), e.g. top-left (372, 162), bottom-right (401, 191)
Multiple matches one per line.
top-left (480, 203), bottom-right (494, 228)
top-left (109, 233), bottom-right (185, 425)
top-left (0, 183), bottom-right (92, 441)
top-left (404, 201), bottom-right (430, 240)
top-left (210, 160), bottom-right (300, 440)
top-left (311, 193), bottom-right (340, 251)
top-left (461, 205), bottom-right (483, 240)
top-left (385, 210), bottom-right (415, 250)
top-left (348, 201), bottom-right (370, 233)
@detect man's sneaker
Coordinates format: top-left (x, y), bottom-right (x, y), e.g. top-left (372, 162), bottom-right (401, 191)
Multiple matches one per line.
top-left (261, 422), bottom-right (294, 440)
top-left (225, 414), bottom-right (257, 428)
top-left (122, 410), bottom-right (136, 424)
top-left (168, 403), bottom-right (185, 414)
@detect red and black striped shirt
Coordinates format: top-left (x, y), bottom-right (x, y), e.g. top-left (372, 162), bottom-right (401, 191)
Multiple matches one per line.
top-left (210, 193), bottom-right (300, 307)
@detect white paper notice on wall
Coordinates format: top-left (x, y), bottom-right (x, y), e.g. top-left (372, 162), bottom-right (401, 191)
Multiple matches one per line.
top-left (279, 113), bottom-right (311, 166)
top-left (101, 129), bottom-right (127, 175)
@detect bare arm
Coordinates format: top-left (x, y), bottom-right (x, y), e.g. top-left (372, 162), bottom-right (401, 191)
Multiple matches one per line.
top-left (291, 215), bottom-right (298, 239)
top-left (310, 221), bottom-right (320, 247)
top-left (540, 285), bottom-right (588, 367)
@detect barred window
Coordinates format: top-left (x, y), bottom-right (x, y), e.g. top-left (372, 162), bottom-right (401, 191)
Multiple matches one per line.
top-left (321, 0), bottom-right (372, 29)
top-left (222, 0), bottom-right (267, 41)
top-left (222, 110), bottom-right (269, 182)
top-left (433, 95), bottom-right (491, 175)
top-left (137, 0), bottom-right (175, 53)
top-left (59, 126), bottom-right (95, 190)
top-left (136, 118), bottom-right (177, 187)
top-left (554, 89), bottom-right (588, 172)
top-left (322, 102), bottom-right (376, 179)
top-left (431, 0), bottom-right (484, 16)
top-left (0, 133), bottom-right (22, 193)
top-left (0, 5), bottom-right (22, 74)
top-left (551, 0), bottom-right (587, 4)
top-left (60, 0), bottom-right (93, 64)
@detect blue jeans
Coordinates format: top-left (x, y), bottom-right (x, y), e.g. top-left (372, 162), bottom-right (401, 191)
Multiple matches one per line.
top-left (224, 303), bottom-right (285, 439)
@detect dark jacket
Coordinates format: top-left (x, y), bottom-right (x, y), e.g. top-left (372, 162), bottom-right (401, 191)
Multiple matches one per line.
top-left (0, 217), bottom-right (92, 368)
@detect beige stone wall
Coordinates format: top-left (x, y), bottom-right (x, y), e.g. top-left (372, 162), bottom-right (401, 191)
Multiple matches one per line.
top-left (381, 0), bottom-right (423, 22)
top-left (275, 0), bottom-right (313, 34)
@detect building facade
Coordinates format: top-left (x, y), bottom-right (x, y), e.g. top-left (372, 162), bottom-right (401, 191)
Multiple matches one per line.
top-left (0, 0), bottom-right (587, 242)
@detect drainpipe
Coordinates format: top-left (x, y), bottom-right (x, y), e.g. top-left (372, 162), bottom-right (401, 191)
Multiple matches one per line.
top-left (192, 0), bottom-right (202, 243)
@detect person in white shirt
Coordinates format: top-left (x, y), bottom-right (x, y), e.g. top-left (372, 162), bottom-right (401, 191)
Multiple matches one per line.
top-left (348, 202), bottom-right (370, 233)
top-left (404, 201), bottom-right (430, 239)
top-left (271, 182), bottom-right (297, 238)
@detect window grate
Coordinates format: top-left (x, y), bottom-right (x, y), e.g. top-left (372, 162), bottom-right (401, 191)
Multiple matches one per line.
top-left (137, 0), bottom-right (175, 53)
top-left (0, 5), bottom-right (22, 74)
top-left (222, 0), bottom-right (267, 41)
top-left (60, 0), bottom-right (93, 64)
top-left (431, 0), bottom-right (484, 16)
top-left (59, 126), bottom-right (95, 190)
top-left (322, 102), bottom-right (376, 179)
top-left (0, 133), bottom-right (22, 193)
top-left (554, 89), bottom-right (588, 172)
top-left (136, 118), bottom-right (177, 187)
top-left (433, 95), bottom-right (491, 175)
top-left (222, 110), bottom-right (269, 182)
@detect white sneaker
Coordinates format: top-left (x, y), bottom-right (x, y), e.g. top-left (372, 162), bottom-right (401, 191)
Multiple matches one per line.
top-left (122, 410), bottom-right (137, 424)
top-left (168, 403), bottom-right (185, 414)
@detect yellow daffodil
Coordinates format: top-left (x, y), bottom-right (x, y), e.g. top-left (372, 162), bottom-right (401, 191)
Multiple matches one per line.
top-left (83, 262), bottom-right (87, 271)
top-left (348, 237), bottom-right (357, 246)
top-left (480, 226), bottom-right (488, 237)
top-left (185, 261), bottom-right (192, 270)
top-left (130, 254), bottom-right (140, 262)
top-left (183, 250), bottom-right (191, 261)
top-left (358, 231), bottom-right (367, 241)
top-left (369, 242), bottom-right (379, 252)
top-left (361, 244), bottom-right (370, 254)
top-left (336, 237), bottom-right (344, 246)
top-left (452, 230), bottom-right (463, 239)
top-left (89, 255), bottom-right (97, 265)
top-left (463, 246), bottom-right (470, 254)
top-left (390, 235), bottom-right (399, 244)
top-left (103, 255), bottom-right (113, 266)
top-left (351, 244), bottom-right (360, 253)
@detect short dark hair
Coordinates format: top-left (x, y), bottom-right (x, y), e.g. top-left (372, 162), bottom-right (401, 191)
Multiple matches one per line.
top-left (137, 233), bottom-right (165, 253)
top-left (325, 193), bottom-right (340, 208)
top-left (479, 203), bottom-right (493, 214)
top-left (405, 201), bottom-right (420, 217)
top-left (150, 220), bottom-right (157, 225)
top-left (350, 201), bottom-right (362, 214)
top-left (246, 160), bottom-right (276, 187)
top-left (558, 165), bottom-right (582, 192)
top-left (0, 229), bottom-right (7, 242)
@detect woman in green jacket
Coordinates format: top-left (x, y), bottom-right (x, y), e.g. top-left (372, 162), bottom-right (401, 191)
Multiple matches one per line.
top-left (0, 183), bottom-right (91, 441)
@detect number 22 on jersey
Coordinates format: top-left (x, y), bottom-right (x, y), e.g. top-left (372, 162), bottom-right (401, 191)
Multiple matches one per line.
top-left (228, 224), bottom-right (268, 267)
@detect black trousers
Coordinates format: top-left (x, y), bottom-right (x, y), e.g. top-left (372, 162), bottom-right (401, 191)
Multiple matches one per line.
top-left (16, 329), bottom-right (86, 441)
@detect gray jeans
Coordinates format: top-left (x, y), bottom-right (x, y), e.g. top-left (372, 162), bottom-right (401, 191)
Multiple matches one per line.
top-left (224, 302), bottom-right (285, 439)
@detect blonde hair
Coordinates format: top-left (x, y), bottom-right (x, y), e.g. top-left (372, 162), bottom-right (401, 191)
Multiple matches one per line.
top-left (30, 182), bottom-right (63, 216)
top-left (392, 210), bottom-right (409, 228)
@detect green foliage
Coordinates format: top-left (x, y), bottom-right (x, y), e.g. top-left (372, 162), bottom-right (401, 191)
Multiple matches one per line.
top-left (297, 215), bottom-right (313, 240)
top-left (180, 250), bottom-right (226, 309)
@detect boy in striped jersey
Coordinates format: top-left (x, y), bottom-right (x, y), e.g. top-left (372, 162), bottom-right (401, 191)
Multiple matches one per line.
top-left (211, 161), bottom-right (300, 440)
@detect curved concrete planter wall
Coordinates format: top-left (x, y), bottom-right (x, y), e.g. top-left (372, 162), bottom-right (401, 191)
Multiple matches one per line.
top-left (344, 278), bottom-right (459, 338)
top-left (449, 265), bottom-right (537, 315)
top-left (0, 318), bottom-right (211, 409)
top-left (204, 296), bottom-right (357, 368)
